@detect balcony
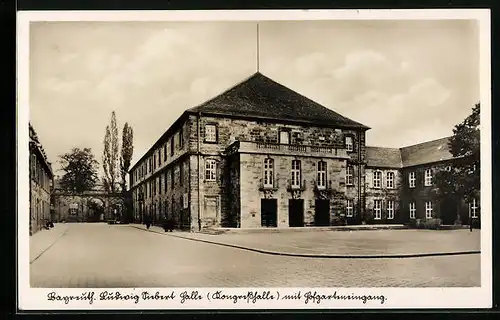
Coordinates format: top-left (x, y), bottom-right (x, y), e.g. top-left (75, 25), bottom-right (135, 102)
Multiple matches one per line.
top-left (287, 179), bottom-right (306, 191)
top-left (314, 180), bottom-right (334, 192)
top-left (258, 178), bottom-right (279, 191)
top-left (225, 141), bottom-right (349, 159)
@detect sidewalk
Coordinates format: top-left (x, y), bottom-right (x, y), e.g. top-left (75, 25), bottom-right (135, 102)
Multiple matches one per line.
top-left (30, 223), bottom-right (69, 263)
top-left (130, 224), bottom-right (480, 259)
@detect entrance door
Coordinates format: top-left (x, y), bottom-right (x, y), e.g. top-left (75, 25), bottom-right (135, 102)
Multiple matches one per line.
top-left (289, 199), bottom-right (304, 227)
top-left (440, 197), bottom-right (456, 225)
top-left (315, 199), bottom-right (330, 226)
top-left (261, 199), bottom-right (277, 227)
top-left (279, 131), bottom-right (290, 144)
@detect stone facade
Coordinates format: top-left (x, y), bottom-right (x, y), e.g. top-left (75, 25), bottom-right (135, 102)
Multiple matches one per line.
top-left (128, 73), bottom-right (479, 231)
top-left (364, 167), bottom-right (402, 224)
top-left (400, 161), bottom-right (478, 226)
top-left (129, 111), bottom-right (367, 231)
top-left (29, 124), bottom-right (54, 235)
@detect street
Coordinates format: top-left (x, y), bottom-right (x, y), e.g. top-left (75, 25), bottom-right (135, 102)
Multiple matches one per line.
top-left (30, 223), bottom-right (481, 288)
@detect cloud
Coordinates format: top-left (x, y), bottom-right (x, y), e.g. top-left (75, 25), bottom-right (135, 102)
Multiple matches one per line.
top-left (274, 49), bottom-right (452, 147)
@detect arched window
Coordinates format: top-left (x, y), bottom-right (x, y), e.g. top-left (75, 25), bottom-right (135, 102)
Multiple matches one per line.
top-left (263, 158), bottom-right (274, 187)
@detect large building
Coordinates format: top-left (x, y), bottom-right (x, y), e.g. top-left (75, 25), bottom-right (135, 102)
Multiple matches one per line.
top-left (29, 123), bottom-right (54, 235)
top-left (128, 72), bottom-right (479, 231)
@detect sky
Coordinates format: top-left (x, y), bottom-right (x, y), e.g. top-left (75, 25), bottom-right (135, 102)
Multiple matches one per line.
top-left (29, 19), bottom-right (480, 178)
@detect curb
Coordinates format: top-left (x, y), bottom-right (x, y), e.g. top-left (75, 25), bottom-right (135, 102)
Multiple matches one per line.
top-left (130, 225), bottom-right (481, 259)
top-left (30, 226), bottom-right (69, 264)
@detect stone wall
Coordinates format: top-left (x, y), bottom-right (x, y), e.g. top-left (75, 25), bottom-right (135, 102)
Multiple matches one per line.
top-left (239, 153), bottom-right (349, 228)
top-left (400, 161), bottom-right (473, 225)
top-left (364, 167), bottom-right (402, 224)
top-left (132, 113), bottom-right (368, 231)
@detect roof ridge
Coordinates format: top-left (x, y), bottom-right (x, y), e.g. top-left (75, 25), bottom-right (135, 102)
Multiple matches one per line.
top-left (399, 136), bottom-right (452, 150)
top-left (260, 74), bottom-right (368, 128)
top-left (188, 72), bottom-right (264, 112)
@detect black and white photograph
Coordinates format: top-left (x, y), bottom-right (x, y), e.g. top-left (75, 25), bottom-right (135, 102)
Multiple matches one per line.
top-left (18, 9), bottom-right (492, 310)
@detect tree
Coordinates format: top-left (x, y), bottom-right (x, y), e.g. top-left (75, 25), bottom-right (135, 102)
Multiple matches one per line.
top-left (120, 122), bottom-right (134, 223)
top-left (59, 148), bottom-right (99, 194)
top-left (433, 103), bottom-right (480, 223)
top-left (120, 122), bottom-right (134, 192)
top-left (102, 111), bottom-right (120, 193)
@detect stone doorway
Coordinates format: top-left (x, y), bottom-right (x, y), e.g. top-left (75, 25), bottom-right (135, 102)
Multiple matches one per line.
top-left (288, 199), bottom-right (304, 227)
top-left (261, 198), bottom-right (277, 227)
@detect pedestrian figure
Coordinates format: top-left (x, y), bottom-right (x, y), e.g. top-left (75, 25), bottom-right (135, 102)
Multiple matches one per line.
top-left (145, 216), bottom-right (151, 229)
top-left (470, 218), bottom-right (473, 232)
top-left (163, 218), bottom-right (174, 232)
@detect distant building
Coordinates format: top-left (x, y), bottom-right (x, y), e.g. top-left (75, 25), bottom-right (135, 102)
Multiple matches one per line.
top-left (29, 124), bottom-right (54, 235)
top-left (366, 138), bottom-right (480, 226)
top-left (52, 179), bottom-right (122, 222)
top-left (128, 72), bottom-right (479, 231)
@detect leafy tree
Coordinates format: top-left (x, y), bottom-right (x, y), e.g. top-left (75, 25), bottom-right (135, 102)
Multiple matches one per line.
top-left (120, 122), bottom-right (134, 223)
top-left (120, 122), bottom-right (134, 192)
top-left (102, 111), bottom-right (120, 193)
top-left (433, 103), bottom-right (480, 222)
top-left (58, 148), bottom-right (99, 194)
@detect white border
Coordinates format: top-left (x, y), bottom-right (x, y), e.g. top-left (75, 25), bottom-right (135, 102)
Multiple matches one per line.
top-left (17, 9), bottom-right (492, 310)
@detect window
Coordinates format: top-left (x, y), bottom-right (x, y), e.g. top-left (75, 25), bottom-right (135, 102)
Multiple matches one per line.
top-left (346, 199), bottom-right (354, 217)
top-left (170, 137), bottom-right (175, 156)
top-left (163, 144), bottom-right (167, 161)
top-left (469, 198), bottom-right (479, 218)
top-left (386, 171), bottom-right (395, 189)
top-left (158, 176), bottom-right (162, 194)
top-left (279, 131), bottom-right (290, 144)
top-left (346, 165), bottom-right (353, 185)
top-left (263, 158), bottom-right (274, 187)
top-left (387, 200), bottom-right (394, 219)
top-left (180, 163), bottom-right (184, 186)
top-left (424, 169), bottom-right (432, 186)
top-left (164, 173), bottom-right (168, 194)
top-left (468, 164), bottom-right (477, 174)
top-left (409, 172), bottom-right (416, 188)
top-left (317, 161), bottom-right (327, 189)
top-left (153, 152), bottom-right (157, 170)
top-left (205, 159), bottom-right (217, 181)
top-left (171, 169), bottom-right (174, 188)
top-left (158, 149), bottom-right (162, 166)
top-left (374, 200), bottom-right (382, 220)
top-left (179, 127), bottom-right (184, 149)
top-left (425, 201), bottom-right (433, 219)
top-left (205, 124), bottom-right (217, 143)
top-left (373, 171), bottom-right (382, 188)
top-left (345, 136), bottom-right (353, 152)
top-left (291, 160), bottom-right (301, 188)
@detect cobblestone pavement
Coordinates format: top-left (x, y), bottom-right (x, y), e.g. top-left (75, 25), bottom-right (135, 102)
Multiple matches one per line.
top-left (30, 223), bottom-right (480, 288)
top-left (169, 227), bottom-right (481, 256)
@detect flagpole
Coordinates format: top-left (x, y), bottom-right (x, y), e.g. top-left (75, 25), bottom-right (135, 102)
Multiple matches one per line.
top-left (257, 23), bottom-right (260, 72)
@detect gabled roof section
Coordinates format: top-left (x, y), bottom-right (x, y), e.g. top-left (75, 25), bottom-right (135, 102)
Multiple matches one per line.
top-left (400, 136), bottom-right (453, 167)
top-left (365, 146), bottom-right (403, 168)
top-left (188, 72), bottom-right (370, 130)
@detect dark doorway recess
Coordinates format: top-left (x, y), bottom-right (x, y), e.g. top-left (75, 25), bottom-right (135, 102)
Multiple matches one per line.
top-left (261, 199), bottom-right (277, 227)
